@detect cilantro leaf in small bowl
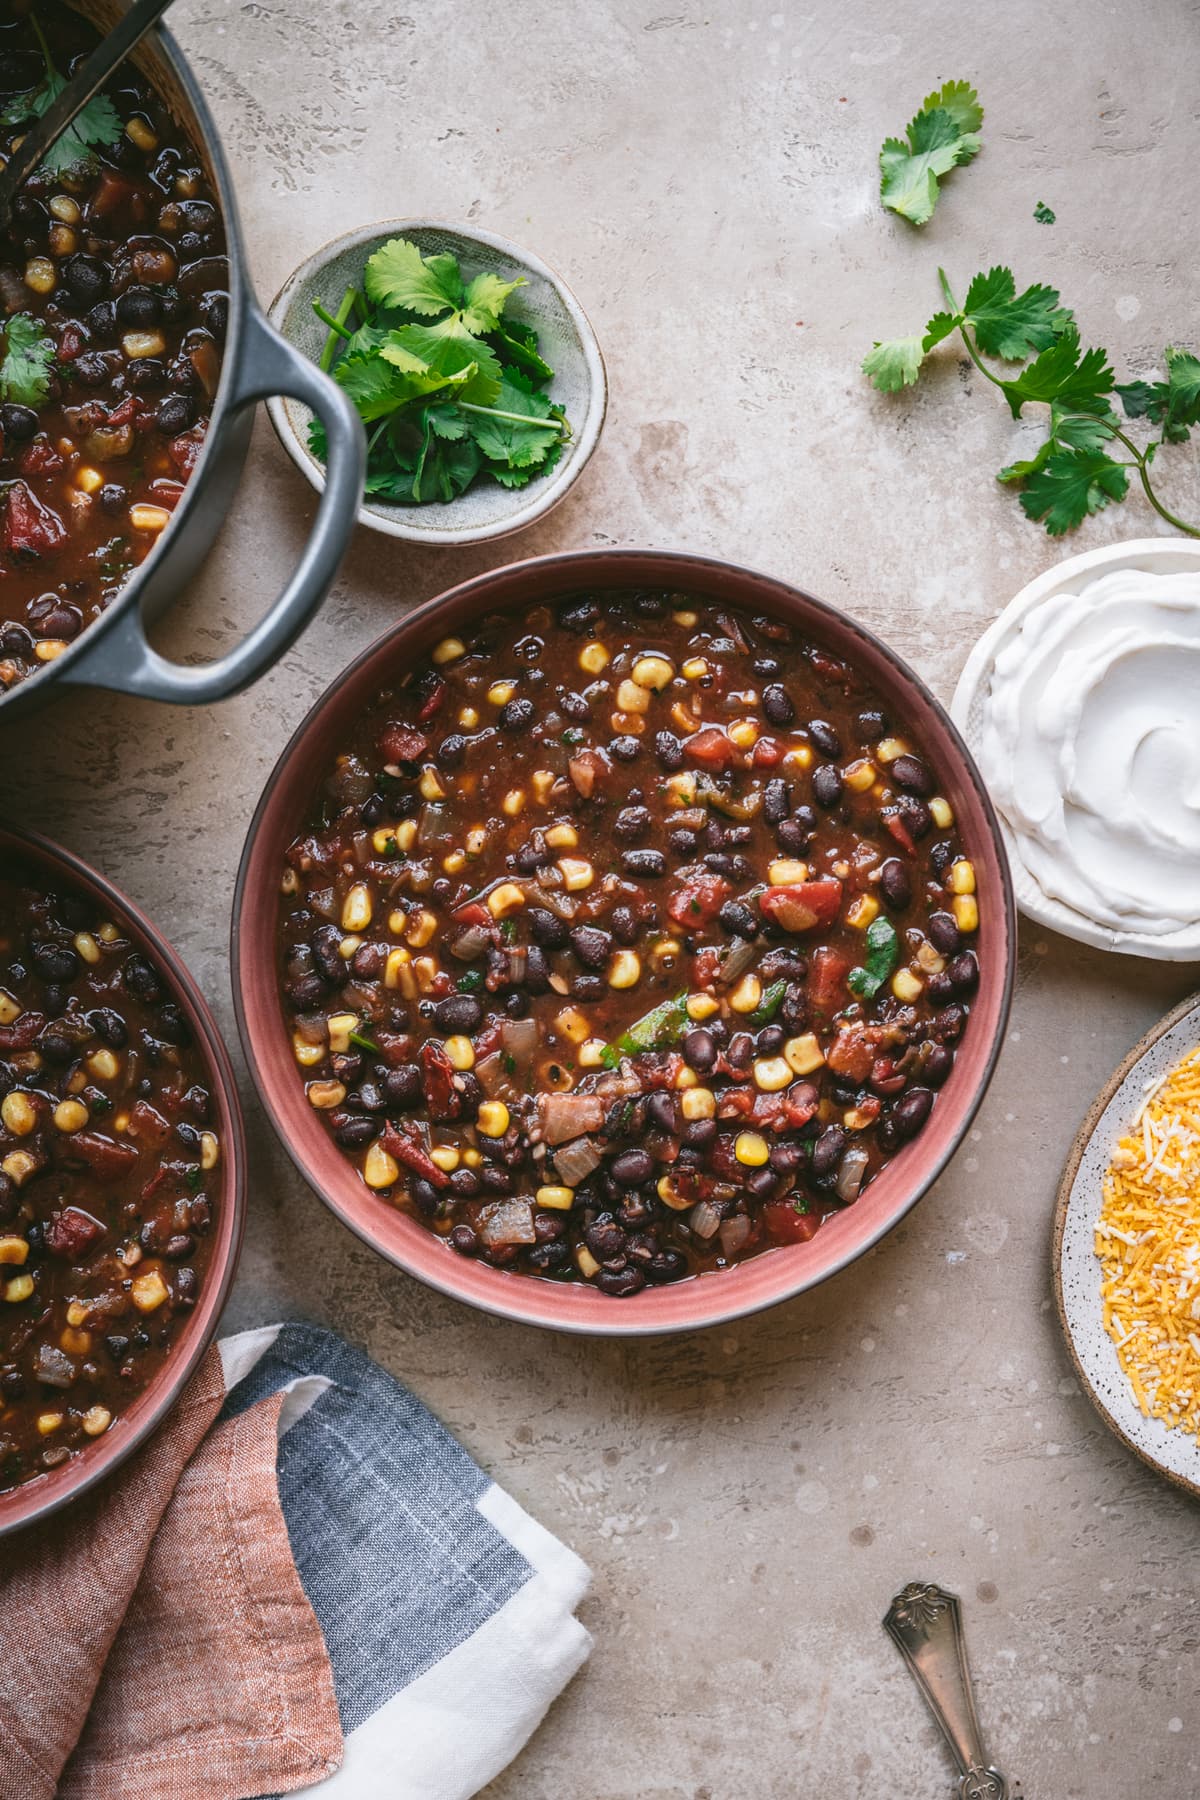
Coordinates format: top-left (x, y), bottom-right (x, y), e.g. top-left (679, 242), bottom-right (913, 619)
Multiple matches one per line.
top-left (267, 221), bottom-right (606, 546)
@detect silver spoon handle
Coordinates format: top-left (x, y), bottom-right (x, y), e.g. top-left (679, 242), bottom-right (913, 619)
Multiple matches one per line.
top-left (883, 1583), bottom-right (1009, 1800)
top-left (1, 0), bottom-right (175, 202)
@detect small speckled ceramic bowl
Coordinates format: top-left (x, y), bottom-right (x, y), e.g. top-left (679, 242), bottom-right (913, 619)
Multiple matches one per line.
top-left (1055, 992), bottom-right (1200, 1496)
top-left (0, 823), bottom-right (246, 1536)
top-left (233, 548), bottom-right (1016, 1337)
top-left (266, 220), bottom-right (607, 547)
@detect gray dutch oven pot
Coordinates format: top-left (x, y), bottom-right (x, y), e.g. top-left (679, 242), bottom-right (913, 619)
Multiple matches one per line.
top-left (0, 0), bottom-right (365, 719)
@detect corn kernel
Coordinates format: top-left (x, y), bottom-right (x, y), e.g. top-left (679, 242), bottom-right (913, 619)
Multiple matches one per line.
top-left (83, 1405), bottom-right (112, 1437)
top-left (545, 823), bottom-right (578, 849)
top-left (327, 1012), bottom-right (357, 1054)
top-left (632, 654), bottom-right (674, 691)
top-left (785, 1034), bottom-right (825, 1076)
top-left (728, 718), bottom-right (759, 750)
top-left (929, 796), bottom-right (954, 829)
top-left (477, 1101), bottom-right (510, 1137)
top-left (673, 609), bottom-right (698, 626)
top-left (419, 767), bottom-right (446, 801)
top-left (444, 1035), bottom-right (475, 1071)
top-left (953, 893), bottom-right (979, 933)
top-left (394, 819), bottom-right (418, 852)
top-left (674, 1065), bottom-right (698, 1090)
top-left (3, 1272), bottom-right (34, 1302)
top-left (462, 1147), bottom-right (482, 1169)
top-left (656, 1176), bottom-right (692, 1211)
top-left (616, 677), bottom-right (650, 714)
top-left (458, 705), bottom-right (479, 730)
top-left (132, 1269), bottom-right (169, 1313)
top-left (916, 940), bottom-right (945, 974)
top-left (465, 827), bottom-right (488, 856)
top-left (74, 931), bottom-right (101, 965)
top-left (502, 789), bottom-right (525, 817)
top-left (579, 641), bottom-right (609, 674)
top-left (0, 991), bottom-right (19, 1027)
top-left (844, 1108), bottom-right (875, 1131)
top-left (1, 1092), bottom-right (36, 1137)
top-left (125, 114), bottom-right (157, 152)
top-left (443, 851), bottom-right (466, 875)
top-left (48, 222), bottom-right (78, 257)
top-left (536, 1185), bottom-right (575, 1210)
top-left (53, 1099), bottom-right (88, 1133)
top-left (608, 950), bottom-right (641, 989)
top-left (487, 883), bottom-right (526, 918)
top-left (406, 908), bottom-right (438, 947)
top-left (891, 968), bottom-right (924, 1002)
top-left (87, 1047), bottom-right (119, 1081)
top-left (735, 1131), bottom-right (770, 1168)
top-left (130, 502), bottom-right (171, 533)
top-left (768, 858), bottom-right (809, 886)
top-left (844, 758), bottom-right (876, 793)
top-left (575, 1243), bottom-right (602, 1276)
top-left (49, 193), bottom-right (81, 224)
top-left (669, 700), bottom-right (697, 735)
top-left (24, 256), bottom-right (55, 294)
top-left (948, 858), bottom-right (976, 895)
top-left (97, 922), bottom-right (119, 944)
top-left (37, 1411), bottom-right (64, 1435)
top-left (430, 1144), bottom-right (460, 1173)
top-left (876, 736), bottom-right (908, 763)
top-left (293, 1033), bottom-right (325, 1067)
top-left (383, 948), bottom-right (411, 992)
top-left (666, 772), bottom-right (698, 804)
top-left (363, 1141), bottom-right (399, 1189)
top-left (682, 657), bottom-right (709, 680)
top-left (555, 1007), bottom-right (590, 1043)
top-left (846, 894), bottom-right (879, 929)
top-left (307, 1079), bottom-right (346, 1110)
top-left (34, 640), bottom-right (68, 662)
top-left (75, 464), bottom-right (105, 496)
top-left (200, 1131), bottom-right (219, 1171)
top-left (66, 1302), bottom-right (89, 1327)
top-left (753, 1057), bottom-right (792, 1092)
top-left (487, 680), bottom-right (516, 705)
top-left (559, 858), bottom-right (594, 891)
top-left (685, 993), bottom-right (719, 1021)
top-left (729, 972), bottom-right (762, 1014)
top-left (0, 1237), bottom-right (27, 1265)
top-left (413, 956), bottom-right (438, 995)
top-left (433, 636), bottom-right (465, 665)
top-left (341, 883), bottom-right (373, 932)
top-left (681, 1087), bottom-right (716, 1121)
top-left (578, 1039), bottom-right (608, 1069)
top-left (783, 745), bottom-right (813, 771)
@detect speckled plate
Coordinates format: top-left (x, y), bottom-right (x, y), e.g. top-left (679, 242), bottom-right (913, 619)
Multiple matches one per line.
top-left (1054, 991), bottom-right (1200, 1497)
top-left (266, 219), bottom-right (607, 547)
top-left (951, 537), bottom-right (1200, 961)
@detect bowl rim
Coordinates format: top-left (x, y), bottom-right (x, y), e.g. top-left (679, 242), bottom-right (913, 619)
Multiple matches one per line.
top-left (265, 216), bottom-right (608, 547)
top-left (0, 822), bottom-right (247, 1535)
top-left (951, 535), bottom-right (1200, 960)
top-left (232, 547), bottom-right (1016, 1337)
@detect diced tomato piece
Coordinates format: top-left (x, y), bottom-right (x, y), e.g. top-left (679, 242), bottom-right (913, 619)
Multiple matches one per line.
top-left (105, 393), bottom-right (145, 429)
top-left (691, 945), bottom-right (723, 989)
top-left (783, 1081), bottom-right (821, 1128)
top-left (372, 1029), bottom-right (413, 1067)
top-left (809, 946), bottom-right (851, 1015)
top-left (4, 482), bottom-right (66, 559)
top-left (809, 647), bottom-right (850, 685)
top-left (88, 170), bottom-right (137, 217)
top-left (750, 736), bottom-right (784, 768)
top-left (682, 726), bottom-right (741, 771)
top-left (763, 1200), bottom-right (821, 1244)
top-left (759, 878), bottom-right (843, 933)
top-left (148, 479), bottom-right (185, 510)
top-left (870, 1056), bottom-right (907, 1096)
top-left (17, 437), bottom-right (64, 478)
top-left (452, 901), bottom-right (492, 928)
top-left (883, 809), bottom-right (917, 855)
top-left (379, 723), bottom-right (429, 764)
top-left (667, 870), bottom-right (731, 928)
top-left (0, 1011), bottom-right (44, 1051)
top-left (827, 1025), bottom-right (875, 1084)
top-left (420, 1040), bottom-right (462, 1121)
top-left (417, 679), bottom-right (446, 721)
top-left (127, 1100), bottom-right (171, 1146)
top-left (166, 426), bottom-right (206, 477)
top-left (44, 1206), bottom-right (105, 1260)
top-left (57, 324), bottom-right (85, 363)
top-left (65, 1133), bottom-right (138, 1179)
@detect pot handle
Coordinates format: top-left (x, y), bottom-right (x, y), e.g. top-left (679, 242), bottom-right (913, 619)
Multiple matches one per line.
top-left (60, 304), bottom-right (365, 705)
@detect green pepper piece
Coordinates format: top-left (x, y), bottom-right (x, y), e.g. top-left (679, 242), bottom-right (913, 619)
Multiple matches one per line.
top-left (348, 1029), bottom-right (381, 1054)
top-left (603, 990), bottom-right (690, 1066)
top-left (847, 917), bottom-right (900, 1000)
top-left (749, 978), bottom-right (787, 1026)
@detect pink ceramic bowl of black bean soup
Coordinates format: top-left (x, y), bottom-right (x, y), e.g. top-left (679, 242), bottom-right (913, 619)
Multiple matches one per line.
top-left (233, 549), bottom-right (1015, 1335)
top-left (0, 824), bottom-right (245, 1533)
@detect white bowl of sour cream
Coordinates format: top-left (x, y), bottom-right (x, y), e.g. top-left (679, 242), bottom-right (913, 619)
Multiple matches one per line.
top-left (952, 538), bottom-right (1200, 959)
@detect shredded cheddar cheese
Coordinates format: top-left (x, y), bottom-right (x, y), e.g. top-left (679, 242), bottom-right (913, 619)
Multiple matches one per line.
top-left (1095, 1046), bottom-right (1200, 1436)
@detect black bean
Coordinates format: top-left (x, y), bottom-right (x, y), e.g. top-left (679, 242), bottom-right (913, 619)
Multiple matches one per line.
top-left (811, 1124), bottom-right (847, 1177)
top-left (524, 946), bottom-right (551, 992)
top-left (780, 985), bottom-right (808, 1033)
top-left (756, 1024), bottom-right (785, 1055)
top-left (411, 1178), bottom-right (439, 1214)
top-left (200, 292), bottom-right (228, 340)
top-left (610, 1147), bottom-right (654, 1185)
top-left (718, 901), bottom-right (757, 938)
top-left (645, 1250), bottom-right (687, 1283)
top-left (682, 1119), bottom-right (717, 1152)
top-left (450, 1225), bottom-right (478, 1255)
top-left (157, 1003), bottom-right (191, 1046)
top-left (586, 1215), bottom-right (627, 1259)
top-left (925, 972), bottom-right (954, 1005)
top-left (768, 1140), bottom-right (803, 1175)
top-left (621, 849), bottom-right (665, 877)
top-left (123, 953), bottom-right (163, 1002)
top-left (610, 906), bottom-right (639, 945)
top-left (610, 735), bottom-right (640, 762)
top-left (746, 1168), bottom-right (779, 1202)
top-left (633, 590), bottom-right (668, 616)
top-left (0, 402), bottom-right (36, 443)
top-left (560, 690), bottom-right (591, 720)
top-left (533, 1212), bottom-right (567, 1242)
top-left (855, 708), bottom-right (886, 742)
top-left (683, 1028), bottom-right (716, 1072)
top-left (668, 828), bottom-right (697, 857)
top-left (480, 1165), bottom-right (513, 1193)
top-left (63, 253), bottom-right (109, 304)
top-left (614, 806), bottom-right (651, 840)
top-left (924, 1044), bottom-right (955, 1087)
top-left (86, 300), bottom-right (117, 341)
top-left (529, 908), bottom-right (568, 949)
top-left (558, 599), bottom-right (600, 634)
top-left (927, 911), bottom-right (960, 955)
top-left (155, 393), bottom-right (193, 435)
top-left (879, 858), bottom-right (912, 909)
top-left (891, 753), bottom-right (932, 796)
top-left (759, 947), bottom-right (805, 980)
top-left (763, 778), bottom-right (791, 824)
top-left (776, 817), bottom-right (810, 856)
top-left (930, 839), bottom-right (957, 878)
top-left (526, 1241), bottom-right (569, 1272)
top-left (382, 1064), bottom-right (422, 1110)
top-left (498, 697), bottom-right (535, 732)
top-left (569, 925), bottom-right (611, 969)
top-left (812, 764), bottom-right (843, 808)
top-left (646, 1091), bottom-right (679, 1134)
top-left (894, 1087), bottom-right (934, 1139)
top-left (727, 1032), bottom-right (754, 1070)
top-left (762, 684), bottom-right (795, 726)
top-left (897, 796), bottom-right (932, 839)
top-left (654, 730), bottom-right (683, 770)
top-left (71, 352), bottom-right (113, 387)
top-left (335, 1116), bottom-right (376, 1149)
top-left (433, 994), bottom-right (482, 1034)
top-left (597, 1266), bottom-right (646, 1296)
top-left (309, 924), bottom-right (343, 985)
top-left (946, 951), bottom-right (979, 994)
top-left (99, 483), bottom-right (128, 515)
top-left (31, 941), bottom-right (78, 984)
top-left (573, 974), bottom-right (604, 1002)
top-left (807, 718), bottom-right (842, 758)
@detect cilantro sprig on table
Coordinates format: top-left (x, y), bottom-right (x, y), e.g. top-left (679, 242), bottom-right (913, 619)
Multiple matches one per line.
top-left (1, 11), bottom-right (123, 176)
top-left (879, 80), bottom-right (983, 226)
top-left (864, 265), bottom-right (1200, 537)
top-left (309, 237), bottom-right (571, 506)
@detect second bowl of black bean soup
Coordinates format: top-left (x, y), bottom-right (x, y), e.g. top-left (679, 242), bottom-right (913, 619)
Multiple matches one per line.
top-left (235, 551), bottom-right (1015, 1334)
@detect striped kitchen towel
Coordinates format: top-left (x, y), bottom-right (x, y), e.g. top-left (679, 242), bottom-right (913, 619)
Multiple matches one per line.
top-left (0, 1322), bottom-right (591, 1800)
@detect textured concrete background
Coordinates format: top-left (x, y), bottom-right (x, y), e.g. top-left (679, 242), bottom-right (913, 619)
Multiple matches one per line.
top-left (3, 1), bottom-right (1200, 1793)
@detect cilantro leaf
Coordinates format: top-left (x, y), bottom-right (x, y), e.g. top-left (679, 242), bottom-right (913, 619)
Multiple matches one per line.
top-left (490, 319), bottom-right (554, 383)
top-left (463, 375), bottom-right (563, 467)
top-left (862, 335), bottom-right (927, 393)
top-left (879, 80), bottom-right (983, 226)
top-left (997, 407), bottom-right (1117, 484)
top-left (364, 239), bottom-right (463, 315)
top-left (1018, 449), bottom-right (1129, 535)
top-left (0, 314), bottom-right (55, 408)
top-left (392, 322), bottom-right (502, 406)
top-left (1034, 200), bottom-right (1056, 224)
top-left (961, 265), bottom-right (1071, 361)
top-left (1000, 329), bottom-right (1113, 419)
top-left (460, 271), bottom-right (524, 334)
top-left (3, 66), bottom-right (122, 175)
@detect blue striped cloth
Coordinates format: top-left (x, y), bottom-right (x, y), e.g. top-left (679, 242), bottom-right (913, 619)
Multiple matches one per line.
top-left (217, 1324), bottom-right (591, 1799)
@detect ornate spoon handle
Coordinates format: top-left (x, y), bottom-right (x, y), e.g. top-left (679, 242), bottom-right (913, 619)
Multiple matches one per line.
top-left (883, 1583), bottom-right (1010, 1800)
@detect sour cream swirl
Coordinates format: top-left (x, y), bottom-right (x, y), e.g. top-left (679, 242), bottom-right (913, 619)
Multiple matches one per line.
top-left (978, 568), bottom-right (1200, 936)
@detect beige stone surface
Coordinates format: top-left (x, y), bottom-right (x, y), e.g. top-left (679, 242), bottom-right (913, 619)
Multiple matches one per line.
top-left (4, 1), bottom-right (1200, 1792)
